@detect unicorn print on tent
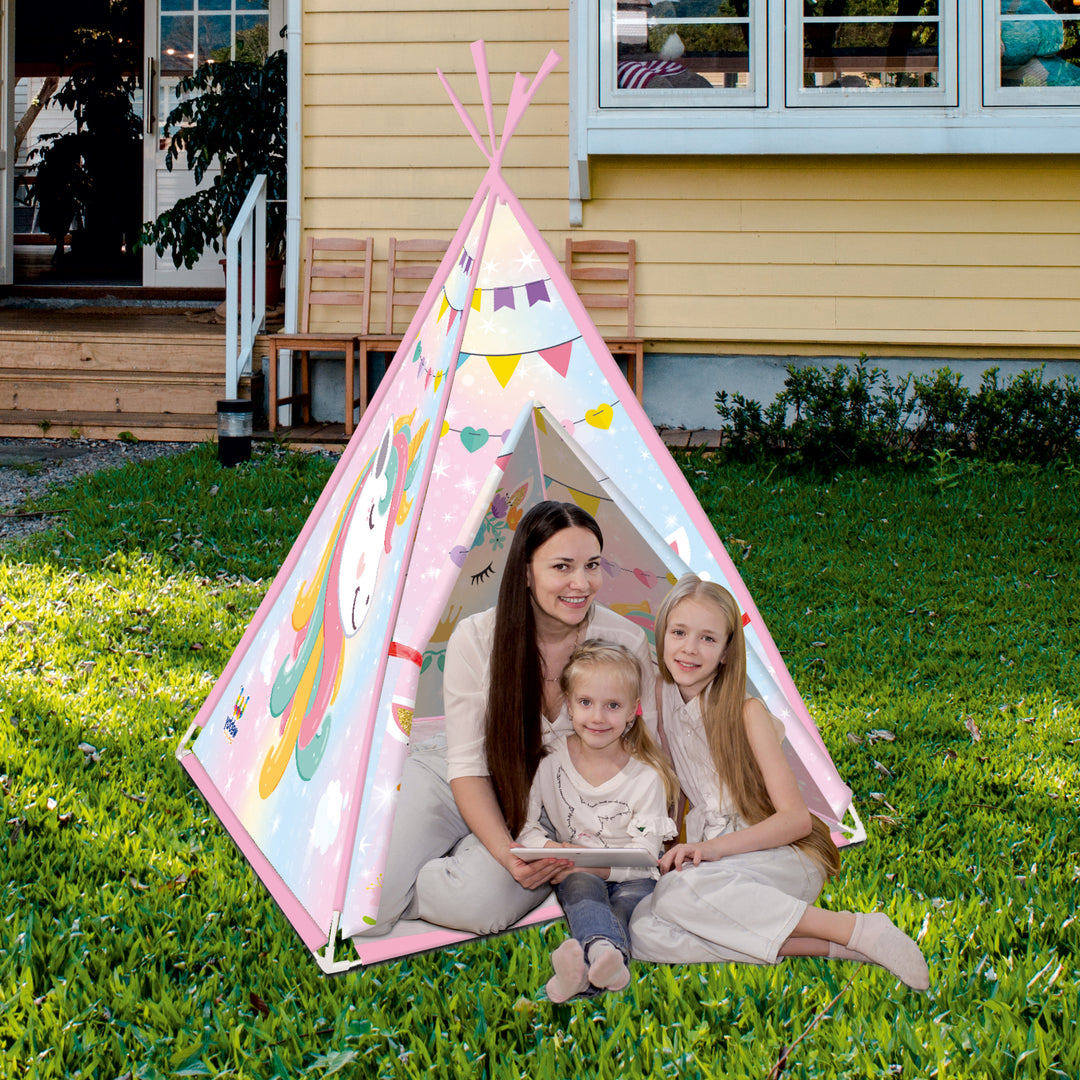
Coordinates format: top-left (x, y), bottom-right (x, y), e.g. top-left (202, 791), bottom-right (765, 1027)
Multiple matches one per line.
top-left (177, 42), bottom-right (863, 973)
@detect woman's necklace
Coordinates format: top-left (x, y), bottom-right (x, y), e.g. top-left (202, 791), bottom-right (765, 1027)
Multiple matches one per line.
top-left (540, 618), bottom-right (587, 685)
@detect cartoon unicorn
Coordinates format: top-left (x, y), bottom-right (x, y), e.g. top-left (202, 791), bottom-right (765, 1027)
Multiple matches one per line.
top-left (259, 414), bottom-right (426, 799)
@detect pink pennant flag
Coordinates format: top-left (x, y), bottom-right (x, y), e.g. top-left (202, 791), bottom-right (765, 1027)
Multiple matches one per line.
top-left (538, 341), bottom-right (572, 378)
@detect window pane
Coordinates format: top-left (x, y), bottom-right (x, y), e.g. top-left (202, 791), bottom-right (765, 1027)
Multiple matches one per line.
top-left (199, 14), bottom-right (233, 64)
top-left (161, 15), bottom-right (195, 75)
top-left (235, 14), bottom-right (270, 62)
top-left (802, 1), bottom-right (940, 89)
top-left (200, 0), bottom-right (233, 11)
top-left (617, 1), bottom-right (753, 91)
top-left (1000, 2), bottom-right (1080, 89)
top-left (237, 0), bottom-right (270, 10)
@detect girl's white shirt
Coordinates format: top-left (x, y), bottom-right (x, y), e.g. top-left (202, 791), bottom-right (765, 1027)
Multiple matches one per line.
top-left (517, 736), bottom-right (676, 881)
top-left (442, 603), bottom-right (657, 783)
top-left (661, 680), bottom-right (784, 844)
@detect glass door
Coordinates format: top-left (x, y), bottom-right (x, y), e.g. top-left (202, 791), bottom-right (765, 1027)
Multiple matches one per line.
top-left (142, 0), bottom-right (273, 287)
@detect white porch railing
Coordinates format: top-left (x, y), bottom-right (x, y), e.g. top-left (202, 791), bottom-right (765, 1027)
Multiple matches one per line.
top-left (224, 174), bottom-right (267, 400)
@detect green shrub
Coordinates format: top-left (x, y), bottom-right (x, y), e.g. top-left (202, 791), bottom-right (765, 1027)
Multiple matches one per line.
top-left (715, 358), bottom-right (1080, 471)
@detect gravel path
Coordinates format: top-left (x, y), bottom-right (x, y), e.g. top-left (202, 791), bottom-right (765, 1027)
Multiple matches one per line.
top-left (0, 438), bottom-right (197, 547)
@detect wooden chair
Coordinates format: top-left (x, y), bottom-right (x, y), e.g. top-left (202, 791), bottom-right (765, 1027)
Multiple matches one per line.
top-left (361, 238), bottom-right (451, 363)
top-left (267, 236), bottom-right (373, 437)
top-left (565, 239), bottom-right (644, 402)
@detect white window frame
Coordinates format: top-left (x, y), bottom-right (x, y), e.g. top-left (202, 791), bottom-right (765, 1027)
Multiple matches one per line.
top-left (570, 0), bottom-right (1080, 221)
top-left (984, 0), bottom-right (1080, 107)
top-left (788, 0), bottom-right (956, 108)
top-left (600, 0), bottom-right (766, 108)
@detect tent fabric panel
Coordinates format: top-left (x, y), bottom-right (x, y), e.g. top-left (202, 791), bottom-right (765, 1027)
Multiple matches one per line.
top-left (180, 752), bottom-right (328, 953)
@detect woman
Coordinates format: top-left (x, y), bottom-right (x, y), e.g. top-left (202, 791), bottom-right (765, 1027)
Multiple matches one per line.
top-left (365, 501), bottom-right (658, 937)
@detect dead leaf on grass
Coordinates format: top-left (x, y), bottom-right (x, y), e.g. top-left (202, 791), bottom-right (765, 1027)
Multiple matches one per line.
top-left (250, 992), bottom-right (270, 1019)
top-left (964, 716), bottom-right (982, 742)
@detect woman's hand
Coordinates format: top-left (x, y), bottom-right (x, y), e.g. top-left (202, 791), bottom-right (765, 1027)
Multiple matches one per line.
top-left (505, 843), bottom-right (574, 890)
top-left (660, 841), bottom-right (713, 873)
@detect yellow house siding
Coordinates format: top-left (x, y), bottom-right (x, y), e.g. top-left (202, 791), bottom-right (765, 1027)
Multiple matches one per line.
top-left (301, 6), bottom-right (1080, 358)
top-left (576, 155), bottom-right (1080, 354)
top-left (302, 4), bottom-right (568, 328)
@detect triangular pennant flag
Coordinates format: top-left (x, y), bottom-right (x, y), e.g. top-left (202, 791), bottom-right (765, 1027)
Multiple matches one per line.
top-left (538, 341), bottom-right (573, 378)
top-left (486, 354), bottom-right (521, 389)
top-left (178, 41), bottom-right (861, 976)
top-left (564, 485), bottom-right (601, 518)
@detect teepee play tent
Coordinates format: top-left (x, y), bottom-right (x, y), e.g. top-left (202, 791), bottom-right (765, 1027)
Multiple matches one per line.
top-left (176, 42), bottom-right (864, 973)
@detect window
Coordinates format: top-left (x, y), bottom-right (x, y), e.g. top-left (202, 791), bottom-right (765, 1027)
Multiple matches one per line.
top-left (988, 0), bottom-right (1080, 105)
top-left (568, 0), bottom-right (1080, 192)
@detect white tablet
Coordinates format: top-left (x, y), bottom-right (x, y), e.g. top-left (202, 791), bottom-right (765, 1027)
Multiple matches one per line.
top-left (513, 847), bottom-right (658, 868)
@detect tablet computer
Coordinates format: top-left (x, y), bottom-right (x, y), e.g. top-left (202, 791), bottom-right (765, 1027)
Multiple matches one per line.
top-left (513, 847), bottom-right (658, 868)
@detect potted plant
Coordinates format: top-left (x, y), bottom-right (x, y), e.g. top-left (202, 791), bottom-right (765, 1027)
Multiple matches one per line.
top-left (139, 49), bottom-right (287, 299)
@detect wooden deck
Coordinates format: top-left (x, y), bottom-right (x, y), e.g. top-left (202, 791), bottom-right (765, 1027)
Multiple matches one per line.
top-left (0, 305), bottom-right (268, 442)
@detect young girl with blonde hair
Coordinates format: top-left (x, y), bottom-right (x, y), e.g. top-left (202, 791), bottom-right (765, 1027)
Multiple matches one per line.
top-left (629, 575), bottom-right (929, 991)
top-left (518, 640), bottom-right (677, 1001)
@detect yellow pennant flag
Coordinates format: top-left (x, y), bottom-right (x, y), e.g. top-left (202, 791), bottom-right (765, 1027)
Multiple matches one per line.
top-left (438, 295), bottom-right (449, 323)
top-left (471, 288), bottom-right (482, 312)
top-left (487, 354), bottom-right (521, 388)
top-left (566, 486), bottom-right (601, 518)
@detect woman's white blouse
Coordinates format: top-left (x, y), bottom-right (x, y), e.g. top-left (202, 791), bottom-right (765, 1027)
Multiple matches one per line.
top-left (443, 604), bottom-right (658, 783)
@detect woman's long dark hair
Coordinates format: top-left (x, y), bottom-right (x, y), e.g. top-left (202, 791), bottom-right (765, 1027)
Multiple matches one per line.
top-left (485, 500), bottom-right (603, 836)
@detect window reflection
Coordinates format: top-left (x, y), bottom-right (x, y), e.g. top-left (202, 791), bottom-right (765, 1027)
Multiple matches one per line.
top-left (802, 1), bottom-right (940, 89)
top-left (1000, 0), bottom-right (1080, 88)
top-left (616, 1), bottom-right (752, 90)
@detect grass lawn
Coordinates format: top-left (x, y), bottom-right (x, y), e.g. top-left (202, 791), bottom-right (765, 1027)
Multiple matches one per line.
top-left (1, 443), bottom-right (1077, 1079)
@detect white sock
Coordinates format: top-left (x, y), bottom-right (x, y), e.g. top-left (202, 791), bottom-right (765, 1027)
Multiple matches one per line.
top-left (546, 939), bottom-right (589, 1003)
top-left (586, 942), bottom-right (630, 992)
top-left (845, 912), bottom-right (929, 991)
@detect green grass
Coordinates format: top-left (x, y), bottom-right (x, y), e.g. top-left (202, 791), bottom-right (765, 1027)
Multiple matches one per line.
top-left (1, 443), bottom-right (1077, 1078)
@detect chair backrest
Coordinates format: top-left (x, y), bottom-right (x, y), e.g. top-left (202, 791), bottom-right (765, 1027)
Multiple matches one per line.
top-left (564, 238), bottom-right (637, 337)
top-left (299, 236), bottom-right (374, 334)
top-left (385, 238), bottom-right (451, 335)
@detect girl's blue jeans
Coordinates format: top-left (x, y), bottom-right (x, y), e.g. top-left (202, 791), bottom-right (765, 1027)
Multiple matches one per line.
top-left (554, 872), bottom-right (656, 977)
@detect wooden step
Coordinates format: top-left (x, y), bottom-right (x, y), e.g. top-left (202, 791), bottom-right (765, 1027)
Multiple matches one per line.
top-left (0, 409), bottom-right (218, 442)
top-left (0, 307), bottom-right (278, 439)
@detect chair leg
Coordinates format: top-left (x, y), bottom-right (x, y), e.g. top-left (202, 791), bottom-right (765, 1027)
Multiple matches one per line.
top-left (268, 341), bottom-right (279, 432)
top-left (299, 351), bottom-right (312, 425)
top-left (345, 342), bottom-right (356, 438)
top-left (358, 339), bottom-right (369, 422)
top-left (633, 344), bottom-right (644, 405)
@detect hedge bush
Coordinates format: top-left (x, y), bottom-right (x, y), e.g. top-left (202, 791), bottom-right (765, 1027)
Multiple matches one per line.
top-left (714, 359), bottom-right (1080, 471)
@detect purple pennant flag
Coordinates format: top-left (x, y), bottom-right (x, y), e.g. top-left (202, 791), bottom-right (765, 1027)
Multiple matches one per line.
top-left (525, 278), bottom-right (549, 306)
top-left (458, 251), bottom-right (468, 270)
top-left (494, 286), bottom-right (515, 311)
